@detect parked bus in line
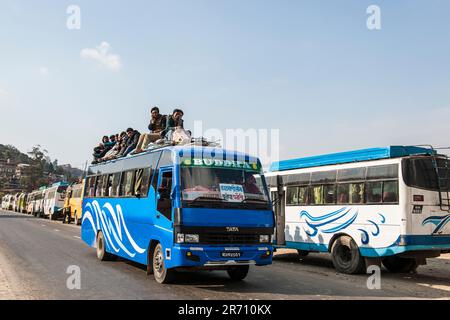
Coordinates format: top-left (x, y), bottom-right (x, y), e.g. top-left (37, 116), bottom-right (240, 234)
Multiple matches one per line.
top-left (266, 146), bottom-right (450, 274)
top-left (62, 180), bottom-right (85, 225)
top-left (81, 146), bottom-right (275, 283)
top-left (26, 190), bottom-right (39, 215)
top-left (43, 182), bottom-right (68, 220)
top-left (1, 195), bottom-right (13, 210)
top-left (29, 188), bottom-right (46, 217)
top-left (17, 193), bottom-right (27, 213)
top-left (11, 193), bottom-right (20, 212)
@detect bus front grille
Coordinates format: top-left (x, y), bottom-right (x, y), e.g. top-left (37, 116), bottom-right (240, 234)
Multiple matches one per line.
top-left (200, 234), bottom-right (260, 245)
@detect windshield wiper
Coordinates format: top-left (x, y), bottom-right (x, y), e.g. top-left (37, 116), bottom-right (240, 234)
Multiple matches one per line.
top-left (184, 196), bottom-right (225, 208)
top-left (241, 198), bottom-right (269, 204)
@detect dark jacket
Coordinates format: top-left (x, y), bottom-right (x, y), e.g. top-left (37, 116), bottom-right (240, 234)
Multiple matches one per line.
top-left (148, 114), bottom-right (167, 134)
top-left (126, 130), bottom-right (140, 148)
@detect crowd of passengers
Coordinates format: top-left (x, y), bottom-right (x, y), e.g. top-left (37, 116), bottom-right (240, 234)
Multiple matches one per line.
top-left (92, 107), bottom-right (187, 164)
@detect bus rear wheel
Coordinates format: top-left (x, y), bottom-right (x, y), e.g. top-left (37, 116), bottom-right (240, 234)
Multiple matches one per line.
top-left (331, 236), bottom-right (366, 274)
top-left (152, 244), bottom-right (175, 284)
top-left (96, 231), bottom-right (116, 261)
top-left (382, 256), bottom-right (418, 273)
top-left (297, 250), bottom-right (309, 257)
top-left (227, 265), bottom-right (250, 281)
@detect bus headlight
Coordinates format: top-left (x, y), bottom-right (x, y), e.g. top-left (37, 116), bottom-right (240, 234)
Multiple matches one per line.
top-left (185, 234), bottom-right (199, 243)
top-left (259, 235), bottom-right (270, 243)
top-left (176, 233), bottom-right (185, 243)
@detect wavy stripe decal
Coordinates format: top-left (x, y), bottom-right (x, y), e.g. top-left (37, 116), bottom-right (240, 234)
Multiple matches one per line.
top-left (298, 207), bottom-right (386, 245)
top-left (422, 214), bottom-right (450, 234)
top-left (82, 200), bottom-right (146, 258)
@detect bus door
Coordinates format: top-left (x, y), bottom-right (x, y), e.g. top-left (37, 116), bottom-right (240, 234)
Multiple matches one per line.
top-left (156, 168), bottom-right (174, 224)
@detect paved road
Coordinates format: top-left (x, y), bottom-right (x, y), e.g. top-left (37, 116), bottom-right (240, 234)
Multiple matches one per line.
top-left (1, 210), bottom-right (450, 300)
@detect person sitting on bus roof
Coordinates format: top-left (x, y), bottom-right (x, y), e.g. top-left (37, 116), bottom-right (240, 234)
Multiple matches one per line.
top-left (122, 127), bottom-right (141, 157)
top-left (161, 108), bottom-right (185, 141)
top-left (133, 106), bottom-right (167, 154)
top-left (102, 132), bottom-right (126, 161)
top-left (92, 136), bottom-right (112, 163)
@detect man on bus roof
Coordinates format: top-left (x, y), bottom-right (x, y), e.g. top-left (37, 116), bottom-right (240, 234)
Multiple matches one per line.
top-left (133, 106), bottom-right (167, 154)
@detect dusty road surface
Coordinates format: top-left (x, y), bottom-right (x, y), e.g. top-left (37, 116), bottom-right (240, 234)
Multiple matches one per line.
top-left (1, 210), bottom-right (450, 300)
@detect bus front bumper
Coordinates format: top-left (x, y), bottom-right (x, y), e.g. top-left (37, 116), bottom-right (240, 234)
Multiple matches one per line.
top-left (168, 244), bottom-right (273, 269)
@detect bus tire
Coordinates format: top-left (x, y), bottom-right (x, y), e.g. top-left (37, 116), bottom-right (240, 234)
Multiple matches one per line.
top-left (382, 256), bottom-right (418, 273)
top-left (227, 265), bottom-right (250, 281)
top-left (330, 235), bottom-right (366, 274)
top-left (297, 250), bottom-right (309, 257)
top-left (152, 243), bottom-right (175, 284)
top-left (96, 231), bottom-right (115, 261)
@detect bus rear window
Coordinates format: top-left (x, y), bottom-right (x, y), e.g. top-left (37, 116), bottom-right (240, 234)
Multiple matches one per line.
top-left (402, 157), bottom-right (446, 191)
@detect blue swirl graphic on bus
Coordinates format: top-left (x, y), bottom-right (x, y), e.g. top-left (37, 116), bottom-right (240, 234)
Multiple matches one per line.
top-left (299, 207), bottom-right (357, 237)
top-left (82, 200), bottom-right (146, 258)
top-left (422, 214), bottom-right (450, 234)
top-left (299, 209), bottom-right (385, 244)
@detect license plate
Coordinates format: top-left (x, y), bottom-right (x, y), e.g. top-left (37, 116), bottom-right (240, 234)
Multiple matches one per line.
top-left (221, 252), bottom-right (241, 258)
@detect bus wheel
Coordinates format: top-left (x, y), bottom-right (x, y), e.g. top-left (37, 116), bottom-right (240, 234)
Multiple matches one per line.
top-left (152, 244), bottom-right (175, 284)
top-left (96, 231), bottom-right (115, 261)
top-left (227, 265), bottom-right (250, 281)
top-left (382, 256), bottom-right (418, 273)
top-left (330, 236), bottom-right (365, 274)
top-left (297, 250), bottom-right (309, 257)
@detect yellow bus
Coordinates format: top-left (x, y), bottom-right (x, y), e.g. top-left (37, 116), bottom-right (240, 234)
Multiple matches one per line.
top-left (62, 180), bottom-right (84, 225)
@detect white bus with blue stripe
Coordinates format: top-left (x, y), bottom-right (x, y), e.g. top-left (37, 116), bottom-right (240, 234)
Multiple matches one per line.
top-left (266, 146), bottom-right (450, 274)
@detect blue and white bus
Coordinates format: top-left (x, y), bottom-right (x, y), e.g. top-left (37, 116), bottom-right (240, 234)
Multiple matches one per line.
top-left (81, 146), bottom-right (275, 283)
top-left (266, 146), bottom-right (450, 274)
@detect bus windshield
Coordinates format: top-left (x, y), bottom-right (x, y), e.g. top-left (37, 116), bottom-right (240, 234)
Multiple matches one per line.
top-left (403, 157), bottom-right (450, 191)
top-left (180, 163), bottom-right (270, 208)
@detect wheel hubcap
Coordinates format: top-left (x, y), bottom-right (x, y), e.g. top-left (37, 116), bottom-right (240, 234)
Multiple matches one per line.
top-left (154, 249), bottom-right (163, 275)
top-left (338, 246), bottom-right (352, 264)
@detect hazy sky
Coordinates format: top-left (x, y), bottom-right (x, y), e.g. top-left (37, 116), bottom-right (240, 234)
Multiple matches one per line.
top-left (1, 0), bottom-right (449, 169)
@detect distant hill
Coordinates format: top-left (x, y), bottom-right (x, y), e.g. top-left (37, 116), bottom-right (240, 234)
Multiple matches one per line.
top-left (0, 144), bottom-right (33, 164)
top-left (0, 144), bottom-right (83, 194)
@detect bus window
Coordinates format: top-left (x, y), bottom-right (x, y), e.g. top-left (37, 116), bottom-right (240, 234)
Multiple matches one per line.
top-left (121, 171), bottom-right (135, 197)
top-left (283, 173), bottom-right (310, 186)
top-left (337, 184), bottom-right (350, 204)
top-left (157, 170), bottom-right (173, 220)
top-left (47, 190), bottom-right (56, 200)
top-left (111, 172), bottom-right (121, 197)
top-left (402, 158), bottom-right (442, 191)
top-left (73, 187), bottom-right (82, 199)
top-left (85, 176), bottom-right (97, 197)
top-left (96, 176), bottom-right (105, 197)
top-left (350, 183), bottom-right (364, 204)
top-left (311, 171), bottom-right (337, 184)
top-left (286, 187), bottom-right (299, 206)
top-left (367, 164), bottom-right (398, 180)
top-left (134, 168), bottom-right (152, 198)
top-left (382, 181), bottom-right (398, 203)
top-left (103, 175), bottom-right (113, 197)
top-left (298, 186), bottom-right (308, 205)
top-left (337, 167), bottom-right (366, 181)
top-left (310, 185), bottom-right (323, 205)
top-left (366, 181), bottom-right (382, 203)
top-left (324, 185), bottom-right (336, 204)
